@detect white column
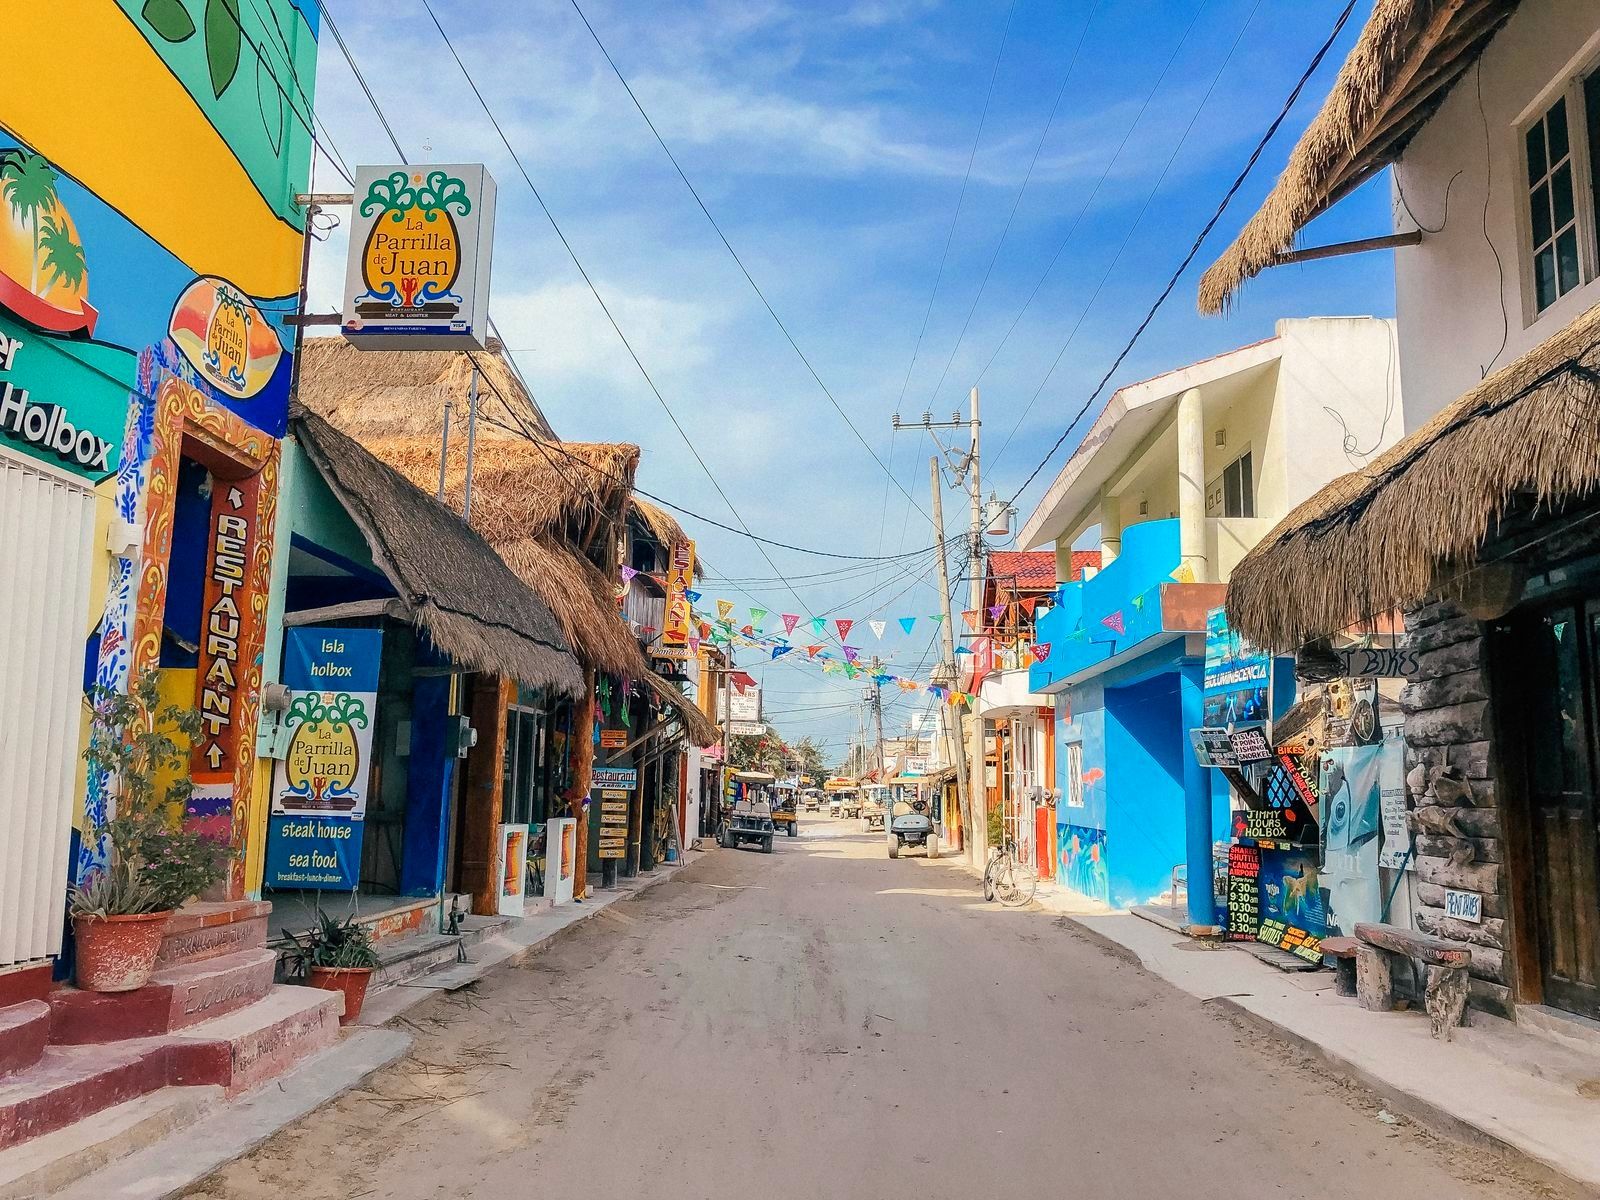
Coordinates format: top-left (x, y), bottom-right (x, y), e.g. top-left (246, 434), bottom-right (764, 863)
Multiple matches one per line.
top-left (1098, 486), bottom-right (1122, 567)
top-left (1177, 386), bottom-right (1209, 582)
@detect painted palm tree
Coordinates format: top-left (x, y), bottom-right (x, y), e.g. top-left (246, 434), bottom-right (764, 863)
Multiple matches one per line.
top-left (38, 216), bottom-right (86, 293)
top-left (0, 152), bottom-right (61, 295)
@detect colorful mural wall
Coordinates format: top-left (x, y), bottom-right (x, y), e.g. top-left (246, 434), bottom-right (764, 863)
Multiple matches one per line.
top-left (1, 2), bottom-right (319, 898)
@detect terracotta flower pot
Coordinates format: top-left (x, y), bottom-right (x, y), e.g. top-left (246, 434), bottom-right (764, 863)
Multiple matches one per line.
top-left (308, 965), bottom-right (375, 1025)
top-left (73, 910), bottom-right (172, 992)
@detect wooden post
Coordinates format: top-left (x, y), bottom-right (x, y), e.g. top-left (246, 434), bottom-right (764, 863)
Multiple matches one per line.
top-left (1425, 965), bottom-right (1470, 1040)
top-left (565, 668), bottom-right (596, 900)
top-left (1355, 943), bottom-right (1397, 1011)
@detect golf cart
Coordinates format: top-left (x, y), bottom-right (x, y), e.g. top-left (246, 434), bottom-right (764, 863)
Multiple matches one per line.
top-left (824, 778), bottom-right (860, 818)
top-left (801, 788), bottom-right (823, 812)
top-left (861, 784), bottom-right (888, 832)
top-left (720, 769), bottom-right (777, 853)
top-left (772, 780), bottom-right (799, 838)
top-left (886, 777), bottom-right (939, 859)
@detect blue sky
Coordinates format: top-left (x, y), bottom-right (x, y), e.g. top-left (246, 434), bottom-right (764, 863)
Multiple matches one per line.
top-left (306, 0), bottom-right (1395, 763)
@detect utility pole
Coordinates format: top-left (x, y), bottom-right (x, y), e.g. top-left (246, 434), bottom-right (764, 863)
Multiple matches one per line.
top-left (929, 456), bottom-right (971, 855)
top-left (893, 385), bottom-right (988, 866)
top-left (869, 657), bottom-right (886, 782)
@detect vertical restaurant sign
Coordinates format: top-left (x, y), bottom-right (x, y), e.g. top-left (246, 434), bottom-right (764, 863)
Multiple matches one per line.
top-left (661, 539), bottom-right (696, 653)
top-left (341, 164), bottom-right (497, 350)
top-left (597, 788), bottom-right (629, 859)
top-left (188, 472), bottom-right (265, 837)
top-left (264, 627), bottom-right (382, 890)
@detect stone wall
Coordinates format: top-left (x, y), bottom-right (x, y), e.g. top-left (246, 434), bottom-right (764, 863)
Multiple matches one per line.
top-left (1397, 597), bottom-right (1513, 1015)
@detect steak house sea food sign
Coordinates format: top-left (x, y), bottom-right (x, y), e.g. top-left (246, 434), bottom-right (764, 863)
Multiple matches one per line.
top-left (341, 165), bottom-right (496, 350)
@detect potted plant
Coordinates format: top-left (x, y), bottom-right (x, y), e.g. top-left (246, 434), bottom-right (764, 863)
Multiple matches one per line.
top-left (73, 671), bottom-right (226, 992)
top-left (281, 910), bottom-right (381, 1025)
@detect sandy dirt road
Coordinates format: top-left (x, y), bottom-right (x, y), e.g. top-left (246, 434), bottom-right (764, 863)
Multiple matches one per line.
top-left (189, 815), bottom-right (1568, 1200)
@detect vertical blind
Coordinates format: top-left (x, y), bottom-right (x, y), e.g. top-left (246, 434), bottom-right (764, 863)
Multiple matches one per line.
top-left (0, 453), bottom-right (97, 966)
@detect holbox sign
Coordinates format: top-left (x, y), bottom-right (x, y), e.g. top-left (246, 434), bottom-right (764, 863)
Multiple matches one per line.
top-left (265, 627), bottom-right (383, 890)
top-left (341, 164), bottom-right (496, 349)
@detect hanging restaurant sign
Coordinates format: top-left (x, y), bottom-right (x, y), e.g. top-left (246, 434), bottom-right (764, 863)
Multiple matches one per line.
top-left (660, 539), bottom-right (696, 658)
top-left (341, 164), bottom-right (497, 350)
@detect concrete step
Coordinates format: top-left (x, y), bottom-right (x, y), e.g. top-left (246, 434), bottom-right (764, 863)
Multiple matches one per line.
top-left (368, 932), bottom-right (464, 993)
top-left (0, 1085), bottom-right (218, 1200)
top-left (167, 984), bottom-right (342, 1096)
top-left (49, 949), bottom-right (279, 1044)
top-left (155, 901), bottom-right (271, 970)
top-left (0, 1004), bottom-right (48, 1081)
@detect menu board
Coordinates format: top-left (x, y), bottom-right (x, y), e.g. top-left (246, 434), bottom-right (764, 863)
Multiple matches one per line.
top-left (597, 789), bottom-right (629, 860)
top-left (1226, 844), bottom-right (1261, 942)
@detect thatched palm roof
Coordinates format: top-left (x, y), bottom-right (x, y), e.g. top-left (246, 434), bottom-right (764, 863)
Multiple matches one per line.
top-left (289, 406), bottom-right (582, 697)
top-left (297, 336), bottom-right (556, 441)
top-left (1225, 303), bottom-right (1600, 651)
top-left (1197, 0), bottom-right (1519, 315)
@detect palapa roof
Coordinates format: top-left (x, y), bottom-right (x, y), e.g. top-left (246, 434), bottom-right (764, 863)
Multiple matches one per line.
top-left (1225, 303), bottom-right (1600, 652)
top-left (288, 406), bottom-right (582, 697)
top-left (1197, 0), bottom-right (1519, 315)
top-left (296, 346), bottom-right (719, 745)
top-left (297, 336), bottom-right (555, 441)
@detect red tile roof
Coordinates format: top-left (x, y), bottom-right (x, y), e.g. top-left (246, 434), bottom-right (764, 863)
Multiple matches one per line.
top-left (987, 551), bottom-right (1057, 591)
top-left (1068, 550), bottom-right (1100, 581)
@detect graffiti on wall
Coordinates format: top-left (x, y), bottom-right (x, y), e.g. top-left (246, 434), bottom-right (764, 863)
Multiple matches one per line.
top-left (1058, 823), bottom-right (1109, 904)
top-left (0, 4), bottom-right (319, 884)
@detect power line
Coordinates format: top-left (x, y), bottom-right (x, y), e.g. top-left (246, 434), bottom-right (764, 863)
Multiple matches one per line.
top-left (1004, 0), bottom-right (1361, 506)
top-left (564, 0), bottom-right (929, 522)
top-left (988, 0), bottom-right (1263, 474)
top-left (316, 1), bottom-right (407, 162)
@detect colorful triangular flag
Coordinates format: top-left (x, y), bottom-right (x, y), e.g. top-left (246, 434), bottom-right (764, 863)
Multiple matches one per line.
top-left (685, 589), bottom-right (701, 604)
top-left (835, 619), bottom-right (854, 640)
top-left (960, 610), bottom-right (978, 631)
top-left (1170, 562), bottom-right (1196, 584)
top-left (805, 645), bottom-right (822, 658)
top-left (869, 619), bottom-right (886, 640)
top-left (740, 624), bottom-right (754, 637)
top-left (749, 607), bottom-right (767, 628)
top-left (771, 646), bottom-right (792, 659)
top-left (810, 617), bottom-right (827, 637)
top-left (842, 645), bottom-right (860, 663)
top-left (1101, 611), bottom-right (1125, 636)
top-left (621, 566), bottom-right (639, 583)
top-left (717, 599), bottom-right (735, 620)
top-left (929, 614), bottom-right (945, 625)
top-left (1020, 597), bottom-right (1039, 616)
top-left (1030, 643), bottom-right (1051, 663)
top-left (781, 613), bottom-right (800, 635)
top-left (1130, 592), bottom-right (1145, 611)
top-left (988, 603), bottom-right (1005, 620)
top-left (955, 645), bottom-right (973, 655)
top-left (898, 617), bottom-right (917, 635)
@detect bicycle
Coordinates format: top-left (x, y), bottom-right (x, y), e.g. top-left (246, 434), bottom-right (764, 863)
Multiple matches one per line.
top-left (983, 838), bottom-right (1038, 907)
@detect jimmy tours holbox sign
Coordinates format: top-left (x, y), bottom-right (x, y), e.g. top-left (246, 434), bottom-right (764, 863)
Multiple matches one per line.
top-left (341, 164), bottom-right (496, 349)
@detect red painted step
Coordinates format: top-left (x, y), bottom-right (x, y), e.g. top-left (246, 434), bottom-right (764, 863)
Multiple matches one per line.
top-left (0, 1002), bottom-right (49, 1080)
top-left (0, 984), bottom-right (342, 1151)
top-left (155, 900), bottom-right (272, 970)
top-left (48, 948), bottom-right (278, 1045)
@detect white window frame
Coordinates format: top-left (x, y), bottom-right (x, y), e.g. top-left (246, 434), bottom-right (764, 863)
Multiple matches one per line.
top-left (1064, 741), bottom-right (1085, 809)
top-left (1514, 48), bottom-right (1600, 327)
top-left (1205, 446), bottom-right (1254, 519)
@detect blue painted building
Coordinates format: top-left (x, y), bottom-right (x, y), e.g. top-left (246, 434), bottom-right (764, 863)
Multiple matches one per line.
top-left (1019, 322), bottom-right (1403, 926)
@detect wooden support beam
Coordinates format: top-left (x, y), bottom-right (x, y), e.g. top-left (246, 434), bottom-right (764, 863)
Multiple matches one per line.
top-left (1271, 230), bottom-right (1423, 267)
top-left (283, 598), bottom-right (409, 626)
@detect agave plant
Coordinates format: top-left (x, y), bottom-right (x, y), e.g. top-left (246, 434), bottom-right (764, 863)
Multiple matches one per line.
top-left (280, 910), bottom-right (381, 977)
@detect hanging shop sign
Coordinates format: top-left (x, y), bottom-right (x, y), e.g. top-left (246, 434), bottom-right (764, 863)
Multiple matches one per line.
top-left (264, 627), bottom-right (383, 890)
top-left (600, 729), bottom-right (627, 749)
top-left (1332, 645), bottom-right (1420, 679)
top-left (1202, 607), bottom-right (1269, 728)
top-left (593, 766), bottom-right (638, 791)
top-left (1227, 724), bottom-right (1272, 764)
top-left (718, 685), bottom-right (762, 725)
top-left (660, 539), bottom-right (696, 656)
top-left (497, 823), bottom-right (528, 917)
top-left (1232, 808), bottom-right (1292, 842)
top-left (342, 164), bottom-right (497, 349)
top-left (1260, 757), bottom-right (1319, 845)
top-left (0, 322), bottom-right (120, 481)
top-left (1188, 727), bottom-right (1238, 768)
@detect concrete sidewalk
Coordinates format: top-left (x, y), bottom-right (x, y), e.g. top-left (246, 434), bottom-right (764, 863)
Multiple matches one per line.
top-left (1064, 908), bottom-right (1600, 1194)
top-left (7, 852), bottom-right (706, 1200)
